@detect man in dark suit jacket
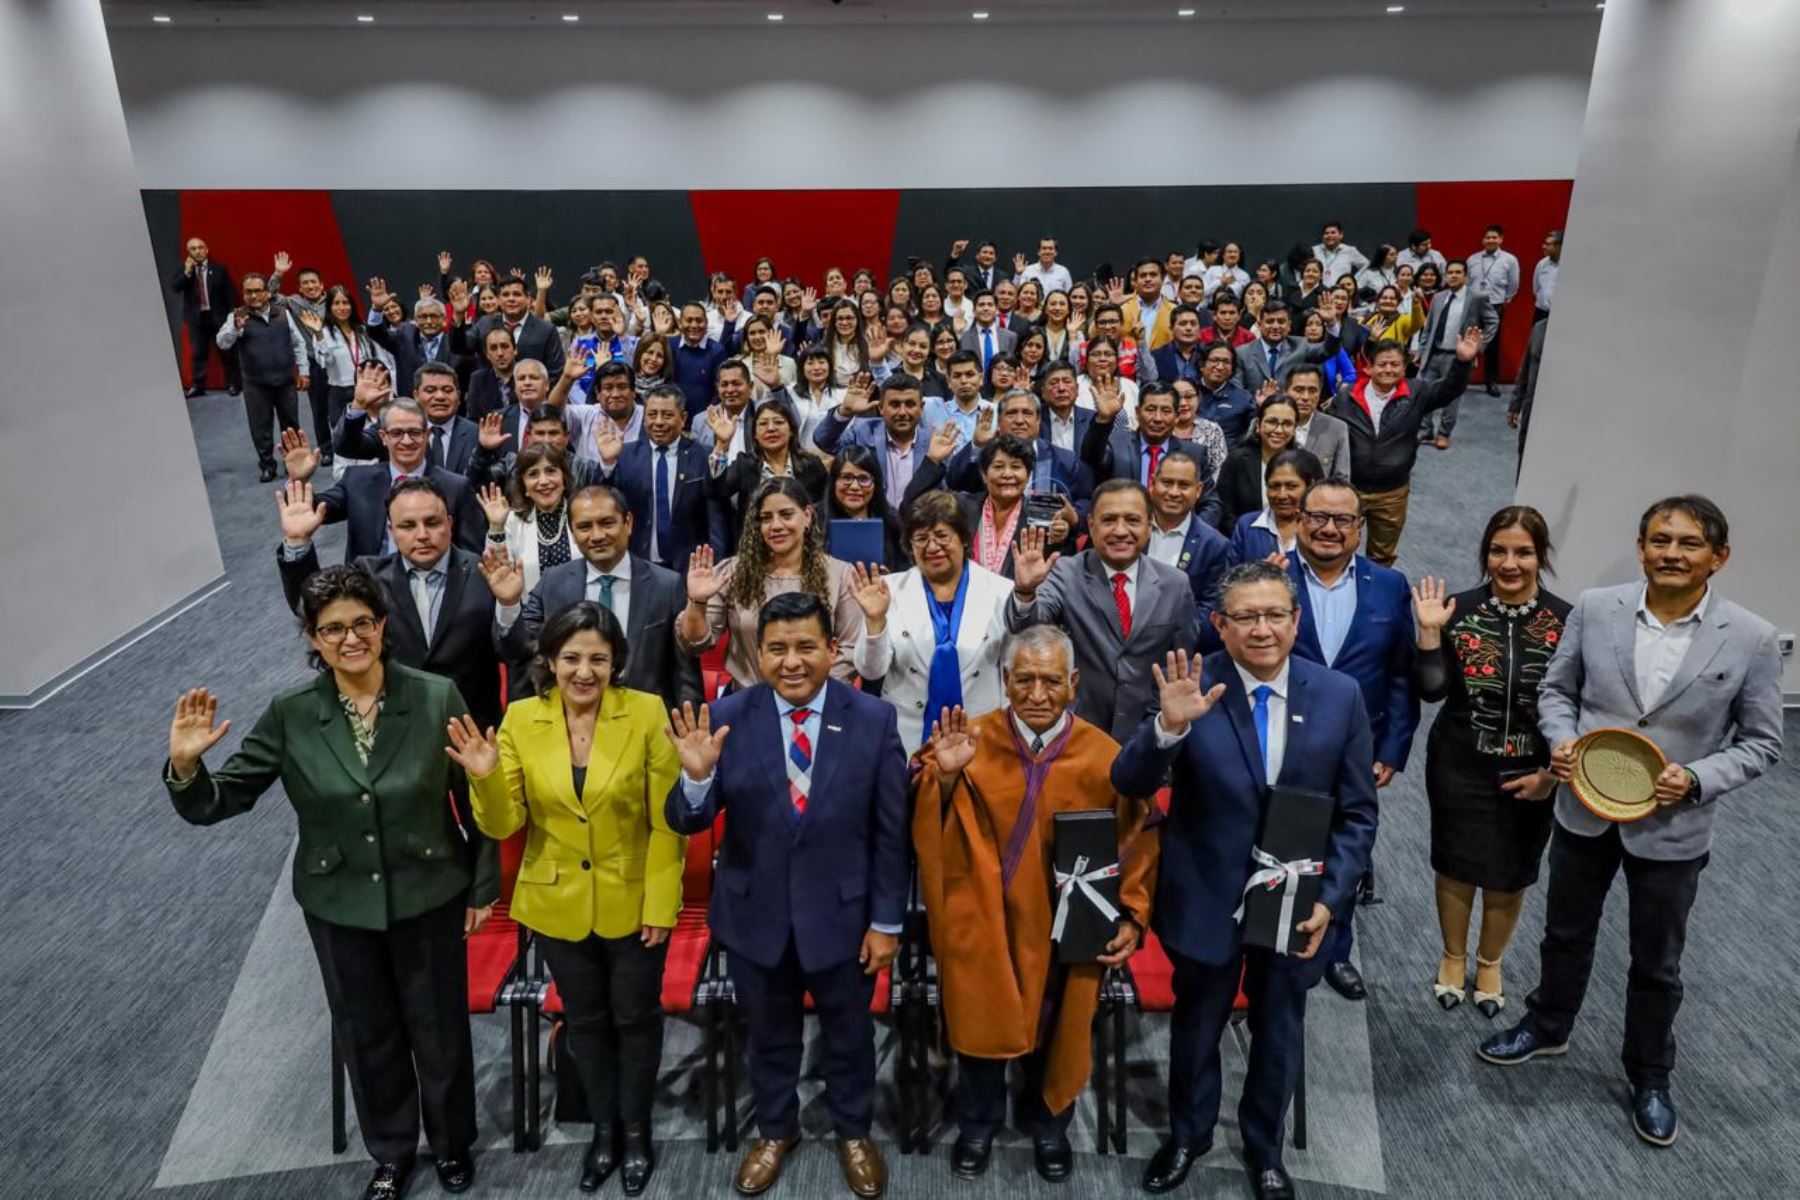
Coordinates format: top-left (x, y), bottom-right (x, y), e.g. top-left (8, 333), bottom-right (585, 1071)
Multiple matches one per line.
top-left (1112, 563), bottom-right (1377, 1200)
top-left (665, 593), bottom-right (908, 1198)
top-left (1285, 480), bottom-right (1418, 1003)
top-left (462, 324), bottom-right (519, 421)
top-left (473, 277), bottom-right (565, 378)
top-left (959, 292), bottom-right (1019, 370)
top-left (170, 235), bottom-right (239, 397)
top-left (1194, 341), bottom-right (1258, 447)
top-left (275, 476), bottom-right (504, 730)
top-left (287, 397), bottom-right (483, 561)
top-left (597, 386), bottom-right (719, 572)
top-left (334, 364), bottom-right (479, 475)
top-left (366, 287), bottom-right (464, 400)
top-left (493, 484), bottom-right (701, 711)
top-left (1145, 448), bottom-right (1233, 652)
top-left (1234, 302), bottom-right (1324, 394)
top-left (1036, 363), bottom-right (1098, 459)
top-left (947, 239), bottom-right (1005, 293)
top-left (1081, 382), bottom-right (1224, 530)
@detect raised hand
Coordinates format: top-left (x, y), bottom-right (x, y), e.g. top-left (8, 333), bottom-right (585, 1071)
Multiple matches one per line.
top-left (685, 545), bottom-right (725, 603)
top-left (183, 255), bottom-right (196, 276)
top-left (534, 265), bottom-right (553, 292)
top-left (447, 278), bottom-right (470, 309)
top-left (926, 420), bottom-right (962, 463)
top-left (705, 404), bottom-right (739, 448)
top-left (973, 404), bottom-right (997, 446)
top-left (272, 250), bottom-right (292, 276)
top-left (168, 687), bottom-right (231, 779)
top-left (1455, 324), bottom-right (1484, 361)
top-left (800, 286), bottom-right (818, 315)
top-left (1257, 377), bottom-right (1279, 404)
top-left (594, 420), bottom-right (624, 467)
top-left (477, 544), bottom-right (525, 607)
top-left (280, 427), bottom-right (320, 481)
top-left (949, 237), bottom-right (970, 260)
top-left (840, 374), bottom-right (877, 416)
top-left (233, 306), bottom-right (249, 330)
top-left (666, 701), bottom-right (730, 781)
top-left (477, 411), bottom-right (508, 451)
top-left (276, 478), bottom-right (327, 544)
top-left (1092, 374), bottom-right (1124, 422)
top-left (418, 283), bottom-right (436, 300)
top-left (562, 351), bottom-right (592, 382)
top-left (721, 295), bottom-right (742, 323)
top-left (1013, 252), bottom-right (1029, 276)
top-left (476, 483), bottom-right (512, 532)
top-left (866, 327), bottom-right (892, 362)
top-left (295, 307), bottom-right (324, 335)
top-left (367, 276), bottom-right (391, 309)
top-left (443, 713), bottom-right (500, 778)
top-left (651, 306), bottom-right (676, 336)
top-left (437, 250), bottom-right (453, 274)
top-left (508, 266), bottom-right (525, 281)
top-left (1011, 525), bottom-right (1061, 594)
top-left (848, 562), bottom-right (891, 624)
top-left (352, 360), bottom-right (391, 411)
top-left (1106, 276), bottom-right (1128, 305)
top-left (1152, 649), bottom-right (1227, 735)
top-left (927, 706), bottom-right (978, 779)
top-left (1410, 575), bottom-right (1457, 634)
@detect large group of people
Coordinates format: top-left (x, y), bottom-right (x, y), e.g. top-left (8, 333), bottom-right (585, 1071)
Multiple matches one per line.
top-left (162, 226), bottom-right (1783, 1200)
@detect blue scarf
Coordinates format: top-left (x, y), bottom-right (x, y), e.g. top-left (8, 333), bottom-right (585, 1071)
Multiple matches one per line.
top-left (924, 567), bottom-right (970, 728)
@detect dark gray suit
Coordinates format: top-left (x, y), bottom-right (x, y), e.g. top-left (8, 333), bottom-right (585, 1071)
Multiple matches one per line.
top-left (1234, 335), bottom-right (1324, 394)
top-left (959, 323), bottom-right (1018, 367)
top-left (1294, 410), bottom-right (1352, 481)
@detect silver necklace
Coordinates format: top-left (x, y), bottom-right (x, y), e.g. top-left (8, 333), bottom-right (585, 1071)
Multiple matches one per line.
top-left (535, 503), bottom-right (568, 546)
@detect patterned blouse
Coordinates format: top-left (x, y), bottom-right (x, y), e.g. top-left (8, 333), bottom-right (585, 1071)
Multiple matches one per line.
top-left (1414, 585), bottom-right (1571, 759)
top-left (337, 692), bottom-right (386, 765)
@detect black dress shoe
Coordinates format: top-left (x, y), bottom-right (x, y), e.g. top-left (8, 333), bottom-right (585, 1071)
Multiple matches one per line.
top-left (1631, 1085), bottom-right (1678, 1147)
top-left (184, 387), bottom-right (206, 399)
top-left (1325, 961), bottom-right (1366, 1001)
top-left (259, 464), bottom-right (278, 482)
top-left (620, 1122), bottom-right (656, 1195)
top-left (1249, 1162), bottom-right (1295, 1200)
top-left (1142, 1138), bottom-right (1207, 1193)
top-left (949, 1134), bottom-right (992, 1179)
top-left (1476, 1021), bottom-right (1569, 1066)
top-left (1485, 383), bottom-right (1501, 397)
top-left (362, 1160), bottom-right (414, 1199)
top-left (433, 1153), bottom-right (474, 1194)
top-left (580, 1129), bottom-right (620, 1193)
top-left (228, 385), bottom-right (242, 397)
top-left (1033, 1134), bottom-right (1073, 1183)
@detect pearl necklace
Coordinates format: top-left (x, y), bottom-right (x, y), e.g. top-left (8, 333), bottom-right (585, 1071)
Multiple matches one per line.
top-left (535, 503), bottom-right (568, 546)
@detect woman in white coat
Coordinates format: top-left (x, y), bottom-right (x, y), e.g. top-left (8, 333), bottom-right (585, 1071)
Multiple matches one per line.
top-left (849, 489), bottom-right (1014, 756)
top-left (476, 442), bottom-right (580, 596)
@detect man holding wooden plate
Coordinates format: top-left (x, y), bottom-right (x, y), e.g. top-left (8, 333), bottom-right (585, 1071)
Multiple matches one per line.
top-left (1476, 495), bottom-right (1785, 1150)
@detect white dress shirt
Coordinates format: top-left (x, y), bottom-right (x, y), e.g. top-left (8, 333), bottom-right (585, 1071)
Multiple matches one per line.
top-left (1147, 515), bottom-right (1192, 567)
top-left (1011, 708), bottom-right (1070, 753)
top-left (1363, 383), bottom-right (1397, 431)
top-left (1533, 257), bottom-right (1558, 311)
top-left (1046, 408), bottom-right (1080, 452)
top-left (1312, 242), bottom-right (1369, 284)
top-left (1151, 657), bottom-right (1291, 786)
top-left (1015, 262), bottom-right (1073, 296)
top-left (1634, 585), bottom-right (1710, 711)
top-left (644, 440), bottom-right (681, 564)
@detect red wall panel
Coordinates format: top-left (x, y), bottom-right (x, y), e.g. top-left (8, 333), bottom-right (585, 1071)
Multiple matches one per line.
top-left (1413, 180), bottom-right (1572, 381)
top-left (688, 189), bottom-right (901, 294)
top-left (175, 190), bottom-right (357, 388)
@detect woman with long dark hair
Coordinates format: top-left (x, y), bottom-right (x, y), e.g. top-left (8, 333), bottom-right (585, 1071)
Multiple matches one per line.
top-left (295, 284), bottom-right (394, 450)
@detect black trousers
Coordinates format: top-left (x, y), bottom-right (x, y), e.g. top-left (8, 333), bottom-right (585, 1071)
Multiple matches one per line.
top-left (304, 896), bottom-right (477, 1165)
top-left (1481, 307), bottom-right (1506, 384)
top-left (537, 931), bottom-right (668, 1127)
top-left (1167, 945), bottom-right (1308, 1171)
top-left (186, 313), bottom-right (240, 391)
top-left (304, 371), bottom-right (334, 455)
top-left (955, 1050), bottom-right (1073, 1143)
top-left (1525, 822), bottom-right (1708, 1088)
top-left (243, 381), bottom-right (300, 468)
top-left (730, 939), bottom-right (876, 1140)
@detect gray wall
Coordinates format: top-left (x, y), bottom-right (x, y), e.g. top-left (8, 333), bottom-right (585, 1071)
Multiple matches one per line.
top-left (0, 0), bottom-right (224, 703)
top-left (1517, 0), bottom-right (1800, 693)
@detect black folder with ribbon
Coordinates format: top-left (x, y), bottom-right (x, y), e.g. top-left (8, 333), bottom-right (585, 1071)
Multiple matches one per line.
top-left (1051, 810), bottom-right (1122, 964)
top-left (1237, 787), bottom-right (1333, 956)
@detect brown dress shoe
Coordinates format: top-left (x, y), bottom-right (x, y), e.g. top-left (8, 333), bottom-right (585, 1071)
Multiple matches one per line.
top-left (837, 1138), bottom-right (887, 1197)
top-left (1434, 436), bottom-right (1451, 450)
top-left (735, 1138), bottom-right (800, 1196)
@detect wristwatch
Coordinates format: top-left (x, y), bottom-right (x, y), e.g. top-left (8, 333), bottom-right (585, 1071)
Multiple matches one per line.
top-left (1681, 767), bottom-right (1701, 803)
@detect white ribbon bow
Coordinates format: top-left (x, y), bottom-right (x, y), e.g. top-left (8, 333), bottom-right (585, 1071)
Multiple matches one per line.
top-left (1050, 854), bottom-right (1122, 943)
top-left (1232, 845), bottom-right (1324, 955)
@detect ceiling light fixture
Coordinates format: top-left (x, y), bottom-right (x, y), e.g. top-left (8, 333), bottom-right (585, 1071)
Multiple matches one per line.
top-left (1178, 7), bottom-right (1195, 15)
top-left (356, 14), bottom-right (375, 22)
top-left (152, 13), bottom-right (171, 22)
top-left (972, 11), bottom-right (990, 19)
top-left (767, 12), bottom-right (784, 20)
top-left (1385, 4), bottom-right (1405, 11)
top-left (562, 13), bottom-right (579, 21)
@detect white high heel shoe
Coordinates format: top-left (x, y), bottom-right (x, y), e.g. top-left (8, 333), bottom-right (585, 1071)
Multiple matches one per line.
top-left (1433, 952), bottom-right (1466, 1010)
top-left (1473, 956), bottom-right (1506, 1018)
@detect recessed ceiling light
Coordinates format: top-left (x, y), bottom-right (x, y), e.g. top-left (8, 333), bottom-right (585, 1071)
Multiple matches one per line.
top-left (767, 12), bottom-right (784, 20)
top-left (972, 11), bottom-right (990, 19)
top-left (1595, 1), bottom-right (1605, 7)
top-left (152, 13), bottom-right (171, 21)
top-left (1385, 3), bottom-right (1404, 11)
top-left (562, 12), bottom-right (579, 21)
top-left (1178, 7), bottom-right (1195, 15)
top-left (356, 13), bottom-right (375, 22)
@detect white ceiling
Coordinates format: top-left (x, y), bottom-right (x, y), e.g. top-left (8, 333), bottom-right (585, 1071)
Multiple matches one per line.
top-left (103, 0), bottom-right (1607, 28)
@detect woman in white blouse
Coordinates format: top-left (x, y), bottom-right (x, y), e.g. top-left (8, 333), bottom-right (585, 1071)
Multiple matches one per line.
top-left (1074, 336), bottom-right (1141, 429)
top-left (735, 314), bottom-right (796, 401)
top-left (294, 284), bottom-right (393, 462)
top-left (476, 443), bottom-right (579, 595)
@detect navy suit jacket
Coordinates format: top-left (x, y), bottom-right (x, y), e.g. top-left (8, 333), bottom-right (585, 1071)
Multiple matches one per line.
top-left (1111, 653), bottom-right (1378, 979)
top-left (313, 462), bottom-right (484, 562)
top-left (944, 438), bottom-right (1095, 513)
top-left (333, 409), bottom-right (479, 476)
top-left (1171, 518), bottom-right (1235, 653)
top-left (473, 312), bottom-right (566, 379)
top-left (1230, 512), bottom-right (1282, 564)
top-left (365, 317), bottom-right (463, 399)
top-left (671, 338), bottom-right (729, 417)
top-left (1081, 417), bottom-right (1225, 529)
top-left (1285, 551), bottom-right (1419, 769)
top-left (665, 681), bottom-right (911, 972)
top-left (603, 436), bottom-right (720, 572)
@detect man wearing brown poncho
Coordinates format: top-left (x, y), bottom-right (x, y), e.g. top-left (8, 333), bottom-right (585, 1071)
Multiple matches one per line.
top-left (914, 623), bottom-right (1160, 1183)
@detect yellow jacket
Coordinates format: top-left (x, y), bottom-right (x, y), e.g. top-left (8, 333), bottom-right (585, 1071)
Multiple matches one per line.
top-left (469, 686), bottom-right (685, 942)
top-left (1121, 296), bottom-right (1174, 351)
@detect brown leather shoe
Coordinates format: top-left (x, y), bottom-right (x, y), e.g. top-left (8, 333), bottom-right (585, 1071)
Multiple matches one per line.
top-left (734, 1138), bottom-right (799, 1196)
top-left (837, 1138), bottom-right (886, 1197)
top-left (1434, 436), bottom-right (1451, 450)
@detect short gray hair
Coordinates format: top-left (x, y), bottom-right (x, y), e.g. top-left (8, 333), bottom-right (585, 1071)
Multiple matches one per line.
top-left (379, 398), bottom-right (426, 429)
top-left (413, 297), bottom-right (445, 317)
top-left (514, 357), bottom-right (548, 380)
top-left (1217, 560), bottom-right (1298, 608)
top-left (1002, 624), bottom-right (1075, 674)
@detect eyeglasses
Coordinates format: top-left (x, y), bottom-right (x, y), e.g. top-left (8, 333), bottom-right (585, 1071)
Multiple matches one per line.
top-left (1301, 511), bottom-right (1362, 531)
top-left (314, 616), bottom-right (381, 643)
top-left (384, 428), bottom-right (428, 442)
top-left (1218, 608), bottom-right (1295, 629)
top-left (838, 475), bottom-right (875, 489)
top-left (1260, 418), bottom-right (1296, 430)
top-left (909, 529), bottom-right (960, 549)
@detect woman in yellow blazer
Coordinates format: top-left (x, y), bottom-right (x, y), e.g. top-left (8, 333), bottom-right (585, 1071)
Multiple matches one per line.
top-left (447, 601), bottom-right (683, 1196)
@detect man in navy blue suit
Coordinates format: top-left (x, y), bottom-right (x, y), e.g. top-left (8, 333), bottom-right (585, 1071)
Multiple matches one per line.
top-left (597, 386), bottom-right (720, 572)
top-left (665, 593), bottom-right (909, 1199)
top-left (1145, 449), bottom-right (1233, 651)
top-left (1113, 562), bottom-right (1377, 1200)
top-left (1285, 480), bottom-right (1418, 1002)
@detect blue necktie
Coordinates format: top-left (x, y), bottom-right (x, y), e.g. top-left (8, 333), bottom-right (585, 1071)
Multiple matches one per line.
top-left (1251, 685), bottom-right (1273, 783)
top-left (653, 445), bottom-right (674, 563)
top-left (1266, 343), bottom-right (1279, 380)
top-left (982, 327), bottom-right (994, 366)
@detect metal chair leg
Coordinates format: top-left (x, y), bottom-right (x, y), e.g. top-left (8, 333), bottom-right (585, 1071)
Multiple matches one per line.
top-left (330, 1029), bottom-right (348, 1155)
top-left (509, 1000), bottom-right (525, 1152)
top-left (527, 1002), bottom-right (542, 1151)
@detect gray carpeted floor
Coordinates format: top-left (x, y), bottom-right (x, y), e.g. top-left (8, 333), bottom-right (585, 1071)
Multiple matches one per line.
top-left (1, 386), bottom-right (1795, 1200)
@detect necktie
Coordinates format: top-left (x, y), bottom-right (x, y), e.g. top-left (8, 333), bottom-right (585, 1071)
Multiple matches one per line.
top-left (593, 573), bottom-right (615, 610)
top-left (1111, 572), bottom-right (1133, 638)
top-left (393, 473), bottom-right (411, 484)
top-left (1031, 733), bottom-right (1045, 754)
top-left (430, 425), bottom-right (446, 468)
top-left (197, 264), bottom-right (209, 310)
top-left (1146, 441), bottom-right (1164, 485)
top-left (982, 327), bottom-right (994, 366)
top-left (1267, 342), bottom-right (1280, 379)
top-left (654, 446), bottom-right (674, 563)
top-left (411, 568), bottom-right (440, 646)
top-left (1252, 684), bottom-right (1273, 783)
top-left (786, 707), bottom-right (814, 817)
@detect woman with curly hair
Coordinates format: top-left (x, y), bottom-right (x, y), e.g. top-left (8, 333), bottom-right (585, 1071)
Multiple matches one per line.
top-left (674, 476), bottom-right (865, 689)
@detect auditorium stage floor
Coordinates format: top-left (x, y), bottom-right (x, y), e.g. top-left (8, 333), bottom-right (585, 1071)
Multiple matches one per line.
top-left (3, 388), bottom-right (1795, 1200)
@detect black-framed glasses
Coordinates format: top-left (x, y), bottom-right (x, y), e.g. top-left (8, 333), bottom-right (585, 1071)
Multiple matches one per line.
top-left (384, 427), bottom-right (428, 442)
top-left (1301, 511), bottom-right (1361, 531)
top-left (314, 616), bottom-right (381, 643)
top-left (1218, 608), bottom-right (1295, 629)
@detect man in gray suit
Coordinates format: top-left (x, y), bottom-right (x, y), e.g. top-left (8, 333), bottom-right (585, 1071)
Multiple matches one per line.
top-left (1234, 301), bottom-right (1323, 394)
top-left (490, 484), bottom-right (703, 711)
top-left (958, 291), bottom-right (1018, 373)
top-left (1283, 365), bottom-right (1351, 481)
top-left (1418, 259), bottom-right (1499, 448)
top-left (1478, 495), bottom-right (1784, 1150)
top-left (1006, 480), bottom-right (1199, 743)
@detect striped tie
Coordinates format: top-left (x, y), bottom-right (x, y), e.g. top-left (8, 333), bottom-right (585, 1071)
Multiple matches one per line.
top-left (785, 707), bottom-right (813, 817)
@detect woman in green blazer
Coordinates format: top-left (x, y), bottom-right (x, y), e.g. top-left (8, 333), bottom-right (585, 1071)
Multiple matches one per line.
top-left (165, 565), bottom-right (497, 1200)
top-left (447, 601), bottom-right (683, 1196)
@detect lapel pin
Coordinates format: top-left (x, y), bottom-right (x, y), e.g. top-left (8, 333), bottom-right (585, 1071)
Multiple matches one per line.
top-left (1292, 714), bottom-right (1305, 724)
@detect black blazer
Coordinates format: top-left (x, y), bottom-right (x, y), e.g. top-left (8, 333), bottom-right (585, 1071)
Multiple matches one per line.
top-left (474, 313), bottom-right (566, 378)
top-left (276, 544), bottom-right (504, 729)
top-left (463, 368), bottom-right (514, 421)
top-left (366, 319), bottom-right (466, 399)
top-left (708, 453), bottom-right (830, 553)
top-left (496, 554), bottom-right (703, 711)
top-left (603, 437), bottom-right (720, 572)
top-left (170, 260), bottom-right (235, 321)
top-left (334, 409), bottom-right (480, 476)
top-left (1214, 445), bottom-right (1269, 532)
top-left (312, 463), bottom-right (485, 561)
top-left (1080, 416), bottom-right (1225, 529)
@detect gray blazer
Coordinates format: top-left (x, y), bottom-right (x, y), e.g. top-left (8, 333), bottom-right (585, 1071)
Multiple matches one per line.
top-left (1235, 335), bottom-right (1323, 394)
top-left (1005, 550), bottom-right (1199, 743)
top-left (1294, 410), bottom-right (1352, 481)
top-left (959, 323), bottom-right (1018, 361)
top-left (1537, 582), bottom-right (1784, 861)
top-left (1420, 287), bottom-right (1498, 369)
